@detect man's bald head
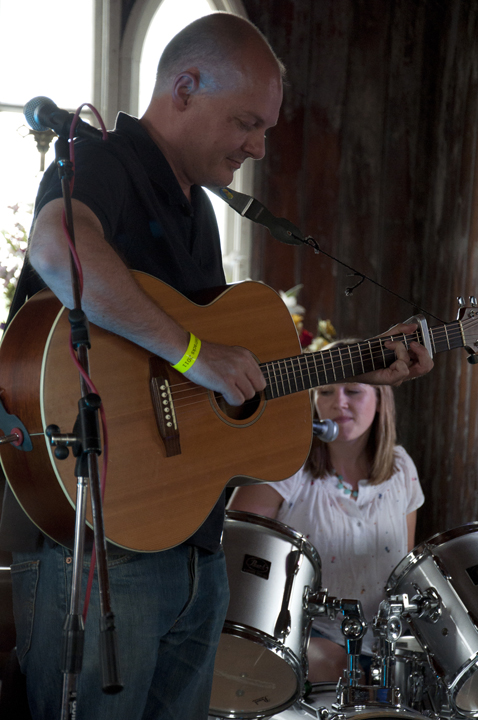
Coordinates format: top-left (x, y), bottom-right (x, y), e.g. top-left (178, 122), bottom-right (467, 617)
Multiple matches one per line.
top-left (153, 12), bottom-right (285, 97)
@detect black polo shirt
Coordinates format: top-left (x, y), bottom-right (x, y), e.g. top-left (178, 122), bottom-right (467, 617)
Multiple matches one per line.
top-left (0, 113), bottom-right (226, 553)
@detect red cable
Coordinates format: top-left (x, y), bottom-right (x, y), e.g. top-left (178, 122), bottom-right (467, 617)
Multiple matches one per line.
top-left (60, 104), bottom-right (110, 622)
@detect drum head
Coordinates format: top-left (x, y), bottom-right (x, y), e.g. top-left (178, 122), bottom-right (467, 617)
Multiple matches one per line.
top-left (209, 634), bottom-right (300, 718)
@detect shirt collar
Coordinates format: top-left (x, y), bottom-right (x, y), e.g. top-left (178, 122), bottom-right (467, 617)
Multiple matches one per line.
top-left (113, 112), bottom-right (192, 209)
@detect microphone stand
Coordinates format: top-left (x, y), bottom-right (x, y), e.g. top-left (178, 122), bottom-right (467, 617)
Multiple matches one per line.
top-left (47, 136), bottom-right (123, 719)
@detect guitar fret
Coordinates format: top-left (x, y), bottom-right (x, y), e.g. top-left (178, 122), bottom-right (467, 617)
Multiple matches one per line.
top-left (311, 353), bottom-right (320, 387)
top-left (271, 362), bottom-right (280, 398)
top-left (367, 340), bottom-right (376, 370)
top-left (304, 355), bottom-right (314, 389)
top-left (444, 325), bottom-right (451, 349)
top-left (358, 343), bottom-right (365, 373)
top-left (281, 360), bottom-right (290, 396)
top-left (279, 361), bottom-right (288, 396)
top-left (329, 349), bottom-right (337, 382)
top-left (296, 356), bottom-right (305, 390)
top-left (285, 359), bottom-right (293, 394)
top-left (290, 358), bottom-right (298, 394)
top-left (289, 360), bottom-right (297, 392)
top-left (269, 362), bottom-right (278, 398)
top-left (321, 353), bottom-right (329, 384)
top-left (299, 355), bottom-right (308, 390)
top-left (261, 317), bottom-right (467, 401)
top-left (347, 346), bottom-right (354, 377)
top-left (338, 346), bottom-right (346, 379)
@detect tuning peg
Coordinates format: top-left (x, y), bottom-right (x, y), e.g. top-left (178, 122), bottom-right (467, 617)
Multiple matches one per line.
top-left (457, 296), bottom-right (466, 307)
top-left (470, 296), bottom-right (478, 307)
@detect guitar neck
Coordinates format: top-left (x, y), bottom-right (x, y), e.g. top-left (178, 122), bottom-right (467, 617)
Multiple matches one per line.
top-left (261, 319), bottom-right (465, 400)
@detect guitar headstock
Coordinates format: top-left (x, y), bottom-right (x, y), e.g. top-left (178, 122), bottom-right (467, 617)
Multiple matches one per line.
top-left (457, 297), bottom-right (478, 364)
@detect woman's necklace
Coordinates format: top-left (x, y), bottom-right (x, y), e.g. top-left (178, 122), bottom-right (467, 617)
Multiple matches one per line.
top-left (334, 470), bottom-right (358, 498)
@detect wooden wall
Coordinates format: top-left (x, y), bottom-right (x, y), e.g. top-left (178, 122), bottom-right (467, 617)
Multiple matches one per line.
top-left (242, 0), bottom-right (478, 542)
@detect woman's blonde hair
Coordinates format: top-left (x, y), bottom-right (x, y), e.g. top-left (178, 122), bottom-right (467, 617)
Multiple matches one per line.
top-left (306, 339), bottom-right (397, 485)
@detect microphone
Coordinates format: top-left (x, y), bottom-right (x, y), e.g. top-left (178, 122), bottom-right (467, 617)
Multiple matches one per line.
top-left (23, 96), bottom-right (103, 140)
top-left (210, 186), bottom-right (305, 246)
top-left (313, 419), bottom-right (339, 442)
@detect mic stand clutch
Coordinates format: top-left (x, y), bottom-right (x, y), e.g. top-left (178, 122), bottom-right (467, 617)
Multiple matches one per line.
top-left (48, 136), bottom-right (123, 719)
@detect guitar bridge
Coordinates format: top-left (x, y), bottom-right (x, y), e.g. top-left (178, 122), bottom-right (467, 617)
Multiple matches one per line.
top-left (149, 357), bottom-right (181, 457)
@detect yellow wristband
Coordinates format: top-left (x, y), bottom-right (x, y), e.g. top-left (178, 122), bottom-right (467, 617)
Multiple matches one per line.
top-left (171, 333), bottom-right (201, 373)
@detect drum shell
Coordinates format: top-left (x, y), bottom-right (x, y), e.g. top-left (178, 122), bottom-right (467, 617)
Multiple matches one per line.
top-left (223, 511), bottom-right (321, 654)
top-left (386, 522), bottom-right (478, 715)
top-left (210, 510), bottom-right (321, 718)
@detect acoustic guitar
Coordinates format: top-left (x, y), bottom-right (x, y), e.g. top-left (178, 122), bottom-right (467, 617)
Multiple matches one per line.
top-left (0, 272), bottom-right (474, 551)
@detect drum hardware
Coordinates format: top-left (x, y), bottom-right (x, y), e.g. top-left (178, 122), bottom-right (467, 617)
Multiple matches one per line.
top-left (372, 598), bottom-right (405, 693)
top-left (400, 589), bottom-right (442, 624)
top-left (386, 525), bottom-right (478, 717)
top-left (275, 547), bottom-right (304, 639)
top-left (336, 680), bottom-right (403, 709)
top-left (306, 591), bottom-right (367, 689)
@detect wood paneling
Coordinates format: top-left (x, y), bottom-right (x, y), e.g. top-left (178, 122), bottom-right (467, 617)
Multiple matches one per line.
top-left (244, 0), bottom-right (478, 542)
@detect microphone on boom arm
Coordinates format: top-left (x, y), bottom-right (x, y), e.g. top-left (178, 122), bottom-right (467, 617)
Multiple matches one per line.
top-left (313, 419), bottom-right (339, 442)
top-left (23, 96), bottom-right (103, 140)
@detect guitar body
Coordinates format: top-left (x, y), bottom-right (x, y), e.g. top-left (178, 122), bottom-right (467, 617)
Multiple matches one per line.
top-left (0, 273), bottom-right (312, 551)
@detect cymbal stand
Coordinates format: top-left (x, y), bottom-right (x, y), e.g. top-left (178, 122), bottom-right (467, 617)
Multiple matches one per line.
top-left (47, 136), bottom-right (123, 719)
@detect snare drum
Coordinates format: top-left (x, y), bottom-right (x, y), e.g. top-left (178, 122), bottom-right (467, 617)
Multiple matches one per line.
top-left (209, 510), bottom-right (321, 719)
top-left (386, 522), bottom-right (478, 716)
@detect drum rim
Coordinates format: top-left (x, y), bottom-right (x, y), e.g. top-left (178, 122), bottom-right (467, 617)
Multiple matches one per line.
top-left (225, 509), bottom-right (322, 572)
top-left (209, 622), bottom-right (303, 719)
top-left (385, 545), bottom-right (428, 592)
top-left (447, 651), bottom-right (478, 717)
top-left (424, 522), bottom-right (478, 550)
top-left (326, 709), bottom-right (432, 720)
top-left (386, 522), bottom-right (478, 592)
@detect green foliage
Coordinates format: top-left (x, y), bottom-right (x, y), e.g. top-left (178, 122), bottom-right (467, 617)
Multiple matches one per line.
top-left (0, 204), bottom-right (30, 324)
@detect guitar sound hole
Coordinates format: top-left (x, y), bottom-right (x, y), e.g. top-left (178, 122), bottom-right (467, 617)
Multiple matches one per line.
top-left (213, 391), bottom-right (261, 421)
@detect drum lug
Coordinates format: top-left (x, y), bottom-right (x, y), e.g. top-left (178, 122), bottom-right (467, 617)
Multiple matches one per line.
top-left (274, 548), bottom-right (303, 639)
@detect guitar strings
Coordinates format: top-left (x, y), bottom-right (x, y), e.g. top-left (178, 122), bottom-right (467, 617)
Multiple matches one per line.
top-left (159, 319), bottom-right (473, 411)
top-left (167, 328), bottom-right (465, 403)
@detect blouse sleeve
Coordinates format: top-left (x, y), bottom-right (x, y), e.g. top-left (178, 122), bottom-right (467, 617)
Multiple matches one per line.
top-left (395, 446), bottom-right (425, 514)
top-left (265, 467), bottom-right (308, 505)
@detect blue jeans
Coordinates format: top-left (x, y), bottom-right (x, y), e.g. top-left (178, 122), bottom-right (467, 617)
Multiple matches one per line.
top-left (11, 541), bottom-right (229, 720)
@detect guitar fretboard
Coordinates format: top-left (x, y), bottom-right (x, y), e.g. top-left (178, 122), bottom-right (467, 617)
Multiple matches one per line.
top-left (260, 319), bottom-right (465, 400)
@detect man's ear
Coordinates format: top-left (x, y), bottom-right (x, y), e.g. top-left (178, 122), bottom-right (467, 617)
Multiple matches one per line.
top-left (172, 68), bottom-right (201, 110)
